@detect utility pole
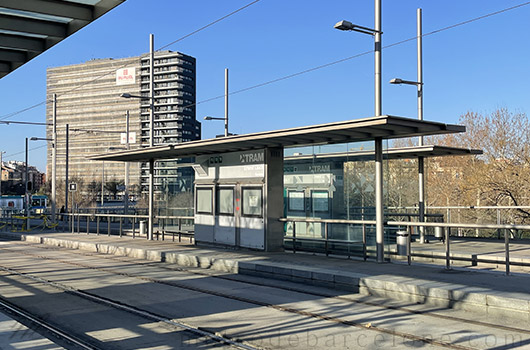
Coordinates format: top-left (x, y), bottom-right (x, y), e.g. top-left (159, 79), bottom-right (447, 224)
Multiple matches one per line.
top-left (65, 124), bottom-right (69, 215)
top-left (25, 138), bottom-right (30, 229)
top-left (417, 8), bottom-right (426, 244)
top-left (124, 111), bottom-right (130, 217)
top-left (0, 151), bottom-right (4, 197)
top-left (374, 0), bottom-right (384, 263)
top-left (148, 33), bottom-right (155, 240)
top-left (101, 161), bottom-right (105, 206)
top-left (224, 68), bottom-right (229, 137)
top-left (51, 93), bottom-right (57, 223)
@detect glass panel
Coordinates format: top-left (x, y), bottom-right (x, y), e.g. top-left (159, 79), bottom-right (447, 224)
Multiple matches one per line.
top-left (217, 188), bottom-right (234, 215)
top-left (288, 191), bottom-right (304, 211)
top-left (242, 188), bottom-right (262, 217)
top-left (196, 188), bottom-right (212, 214)
top-left (312, 190), bottom-right (329, 212)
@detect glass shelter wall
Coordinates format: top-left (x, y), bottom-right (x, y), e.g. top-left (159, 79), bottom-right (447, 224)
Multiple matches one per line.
top-left (283, 140), bottom-right (408, 258)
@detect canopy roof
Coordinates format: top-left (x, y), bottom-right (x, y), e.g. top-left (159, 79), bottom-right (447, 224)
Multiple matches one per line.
top-left (91, 115), bottom-right (466, 162)
top-left (0, 0), bottom-right (125, 78)
top-left (285, 145), bottom-right (482, 163)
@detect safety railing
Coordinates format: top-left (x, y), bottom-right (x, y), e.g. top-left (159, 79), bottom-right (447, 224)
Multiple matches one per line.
top-left (61, 213), bottom-right (194, 242)
top-left (280, 217), bottom-right (530, 275)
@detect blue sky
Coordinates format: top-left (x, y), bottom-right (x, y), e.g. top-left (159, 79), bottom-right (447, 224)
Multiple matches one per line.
top-left (1, 0), bottom-right (530, 171)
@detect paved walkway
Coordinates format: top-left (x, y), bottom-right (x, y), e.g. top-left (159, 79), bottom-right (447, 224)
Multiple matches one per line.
top-left (0, 229), bottom-right (528, 321)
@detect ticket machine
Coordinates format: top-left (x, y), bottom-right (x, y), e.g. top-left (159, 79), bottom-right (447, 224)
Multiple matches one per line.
top-left (193, 148), bottom-right (284, 251)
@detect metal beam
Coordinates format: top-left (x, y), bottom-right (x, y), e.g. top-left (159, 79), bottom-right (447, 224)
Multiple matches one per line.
top-left (1, 0), bottom-right (94, 21)
top-left (0, 13), bottom-right (66, 37)
top-left (0, 33), bottom-right (44, 52)
top-left (0, 49), bottom-right (27, 63)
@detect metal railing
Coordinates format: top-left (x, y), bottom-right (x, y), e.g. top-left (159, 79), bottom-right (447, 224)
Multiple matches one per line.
top-left (61, 212), bottom-right (194, 242)
top-left (280, 217), bottom-right (530, 275)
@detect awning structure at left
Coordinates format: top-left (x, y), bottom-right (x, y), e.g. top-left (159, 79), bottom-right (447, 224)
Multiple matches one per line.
top-left (0, 0), bottom-right (126, 78)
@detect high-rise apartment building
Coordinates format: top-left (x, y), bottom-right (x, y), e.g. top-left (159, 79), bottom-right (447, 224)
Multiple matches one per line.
top-left (46, 51), bottom-right (200, 204)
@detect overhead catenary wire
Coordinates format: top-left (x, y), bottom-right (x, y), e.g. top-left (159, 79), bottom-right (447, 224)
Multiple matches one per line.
top-left (1, 1), bottom-right (529, 126)
top-left (0, 0), bottom-right (262, 122)
top-left (3, 144), bottom-right (47, 160)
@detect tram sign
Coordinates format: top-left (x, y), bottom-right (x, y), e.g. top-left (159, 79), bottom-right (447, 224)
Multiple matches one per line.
top-left (69, 183), bottom-right (77, 192)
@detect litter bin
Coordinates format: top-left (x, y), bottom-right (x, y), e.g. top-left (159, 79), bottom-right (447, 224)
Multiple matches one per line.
top-left (139, 220), bottom-right (146, 236)
top-left (396, 231), bottom-right (409, 256)
top-left (434, 226), bottom-right (444, 239)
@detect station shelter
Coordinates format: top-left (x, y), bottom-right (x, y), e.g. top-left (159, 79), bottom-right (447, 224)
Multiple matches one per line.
top-left (92, 115), bottom-right (476, 261)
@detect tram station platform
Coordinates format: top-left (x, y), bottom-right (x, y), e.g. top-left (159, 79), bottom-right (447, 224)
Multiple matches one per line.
top-left (0, 229), bottom-right (528, 321)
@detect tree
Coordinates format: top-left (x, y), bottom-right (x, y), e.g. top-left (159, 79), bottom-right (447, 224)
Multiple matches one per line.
top-left (429, 109), bottom-right (530, 237)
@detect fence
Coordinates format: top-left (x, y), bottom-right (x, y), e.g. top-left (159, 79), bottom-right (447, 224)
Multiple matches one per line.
top-left (61, 212), bottom-right (195, 243)
top-left (280, 217), bottom-right (530, 275)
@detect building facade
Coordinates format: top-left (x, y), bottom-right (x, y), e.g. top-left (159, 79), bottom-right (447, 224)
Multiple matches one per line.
top-left (46, 51), bottom-right (200, 206)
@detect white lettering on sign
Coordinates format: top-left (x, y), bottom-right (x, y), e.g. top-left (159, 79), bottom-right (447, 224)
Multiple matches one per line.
top-left (239, 152), bottom-right (264, 164)
top-left (309, 164), bottom-right (331, 173)
top-left (116, 67), bottom-right (136, 85)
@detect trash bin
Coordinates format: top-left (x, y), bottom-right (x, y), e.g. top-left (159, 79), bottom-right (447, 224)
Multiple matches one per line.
top-left (139, 220), bottom-right (146, 236)
top-left (434, 226), bottom-right (444, 239)
top-left (396, 230), bottom-right (409, 256)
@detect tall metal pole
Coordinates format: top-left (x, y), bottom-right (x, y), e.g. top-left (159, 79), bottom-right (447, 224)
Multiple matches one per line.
top-left (65, 124), bottom-right (69, 215)
top-left (51, 93), bottom-right (57, 223)
top-left (417, 8), bottom-right (426, 244)
top-left (124, 111), bottom-right (130, 217)
top-left (224, 68), bottom-right (229, 137)
top-left (374, 0), bottom-right (384, 263)
top-left (101, 162), bottom-right (104, 206)
top-left (0, 151), bottom-right (3, 197)
top-left (25, 138), bottom-right (30, 229)
top-left (149, 34), bottom-right (155, 148)
top-left (148, 33), bottom-right (155, 240)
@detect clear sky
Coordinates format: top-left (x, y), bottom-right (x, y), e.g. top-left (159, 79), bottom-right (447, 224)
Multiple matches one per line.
top-left (1, 0), bottom-right (530, 172)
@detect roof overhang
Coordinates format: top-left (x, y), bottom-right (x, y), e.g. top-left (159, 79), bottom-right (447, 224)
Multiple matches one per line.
top-left (0, 0), bottom-right (126, 78)
top-left (91, 115), bottom-right (466, 162)
top-left (285, 145), bottom-right (483, 163)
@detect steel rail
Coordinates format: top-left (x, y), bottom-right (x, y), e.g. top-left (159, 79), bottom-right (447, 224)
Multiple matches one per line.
top-left (0, 246), bottom-right (483, 350)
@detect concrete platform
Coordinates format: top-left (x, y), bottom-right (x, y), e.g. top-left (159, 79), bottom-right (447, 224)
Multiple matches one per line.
top-left (0, 230), bottom-right (528, 321)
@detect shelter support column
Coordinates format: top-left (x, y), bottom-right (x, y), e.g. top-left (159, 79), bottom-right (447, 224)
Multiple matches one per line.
top-left (375, 137), bottom-right (384, 263)
top-left (418, 156), bottom-right (425, 243)
top-left (148, 159), bottom-right (154, 240)
top-left (265, 147), bottom-right (284, 251)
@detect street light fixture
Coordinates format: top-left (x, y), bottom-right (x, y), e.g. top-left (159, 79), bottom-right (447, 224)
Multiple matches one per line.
top-left (334, 20), bottom-right (381, 35)
top-left (389, 78), bottom-right (422, 86)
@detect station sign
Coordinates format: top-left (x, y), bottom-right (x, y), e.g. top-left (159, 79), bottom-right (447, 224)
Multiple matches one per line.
top-left (69, 183), bottom-right (77, 192)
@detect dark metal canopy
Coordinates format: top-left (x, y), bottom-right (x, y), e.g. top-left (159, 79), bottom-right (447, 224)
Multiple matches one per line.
top-left (90, 115), bottom-right (466, 162)
top-left (285, 145), bottom-right (483, 163)
top-left (0, 0), bottom-right (126, 78)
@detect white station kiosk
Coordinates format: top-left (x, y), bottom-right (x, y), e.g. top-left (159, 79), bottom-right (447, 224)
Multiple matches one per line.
top-left (192, 147), bottom-right (284, 251)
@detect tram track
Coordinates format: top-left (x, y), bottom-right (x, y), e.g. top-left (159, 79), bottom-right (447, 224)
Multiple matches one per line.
top-left (4, 240), bottom-right (530, 337)
top-left (0, 296), bottom-right (103, 350)
top-left (0, 263), bottom-right (263, 350)
top-left (0, 243), bottom-right (521, 349)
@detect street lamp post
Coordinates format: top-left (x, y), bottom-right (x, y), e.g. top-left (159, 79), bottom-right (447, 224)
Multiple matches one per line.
top-left (389, 8), bottom-right (426, 244)
top-left (335, 0), bottom-right (384, 263)
top-left (203, 68), bottom-right (230, 137)
top-left (121, 89), bottom-right (156, 240)
top-left (0, 150), bottom-right (5, 197)
top-left (25, 137), bottom-right (30, 229)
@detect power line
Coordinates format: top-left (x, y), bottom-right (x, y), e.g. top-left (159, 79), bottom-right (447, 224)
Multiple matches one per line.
top-left (1, 1), bottom-right (529, 123)
top-left (0, 0), bottom-right (262, 122)
top-left (3, 144), bottom-right (47, 160)
top-left (158, 0), bottom-right (261, 51)
top-left (184, 1), bottom-right (530, 110)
